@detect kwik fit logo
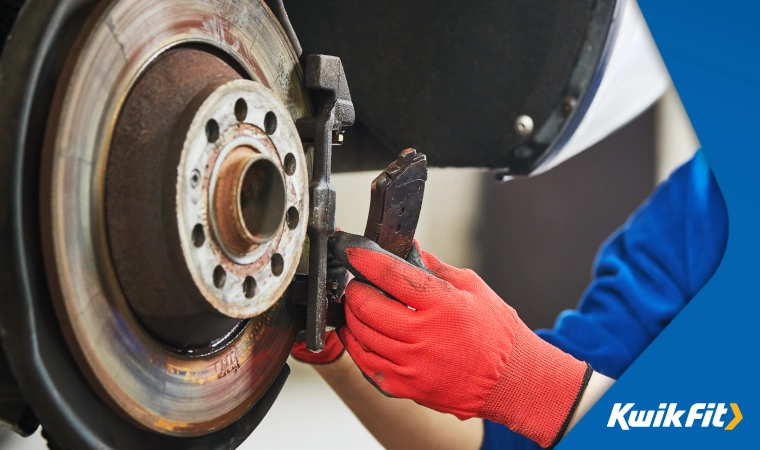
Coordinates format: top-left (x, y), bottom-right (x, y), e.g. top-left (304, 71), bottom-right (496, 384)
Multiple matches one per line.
top-left (608, 403), bottom-right (742, 430)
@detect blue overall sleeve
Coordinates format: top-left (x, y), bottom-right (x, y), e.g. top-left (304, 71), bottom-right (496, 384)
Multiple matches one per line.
top-left (481, 150), bottom-right (728, 450)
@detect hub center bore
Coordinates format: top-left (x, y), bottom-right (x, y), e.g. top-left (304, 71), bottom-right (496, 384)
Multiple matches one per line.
top-left (212, 147), bottom-right (287, 256)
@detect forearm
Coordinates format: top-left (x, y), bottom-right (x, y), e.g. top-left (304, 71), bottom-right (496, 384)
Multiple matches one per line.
top-left (313, 352), bottom-right (483, 450)
top-left (566, 371), bottom-right (615, 434)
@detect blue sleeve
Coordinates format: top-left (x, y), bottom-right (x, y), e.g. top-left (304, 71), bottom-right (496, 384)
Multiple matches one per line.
top-left (481, 151), bottom-right (728, 450)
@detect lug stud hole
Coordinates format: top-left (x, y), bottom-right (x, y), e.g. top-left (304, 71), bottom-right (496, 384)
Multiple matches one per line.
top-left (235, 98), bottom-right (248, 122)
top-left (271, 253), bottom-right (284, 276)
top-left (395, 224), bottom-right (401, 232)
top-left (206, 119), bottom-right (219, 143)
top-left (192, 224), bottom-right (205, 247)
top-left (286, 206), bottom-right (299, 229)
top-left (243, 276), bottom-right (257, 299)
top-left (264, 111), bottom-right (278, 135)
top-left (213, 265), bottom-right (226, 288)
top-left (284, 153), bottom-right (296, 176)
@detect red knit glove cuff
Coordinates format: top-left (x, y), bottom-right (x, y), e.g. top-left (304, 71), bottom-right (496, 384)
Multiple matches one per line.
top-left (291, 331), bottom-right (345, 365)
top-left (478, 322), bottom-right (593, 448)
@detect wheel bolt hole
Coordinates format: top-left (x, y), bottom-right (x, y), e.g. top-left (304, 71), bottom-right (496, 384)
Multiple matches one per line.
top-left (243, 276), bottom-right (256, 299)
top-left (192, 224), bottom-right (205, 247)
top-left (213, 265), bottom-right (226, 288)
top-left (286, 206), bottom-right (299, 230)
top-left (395, 224), bottom-right (401, 232)
top-left (271, 253), bottom-right (284, 276)
top-left (264, 111), bottom-right (277, 135)
top-left (284, 153), bottom-right (296, 176)
top-left (206, 119), bottom-right (219, 143)
top-left (235, 98), bottom-right (248, 122)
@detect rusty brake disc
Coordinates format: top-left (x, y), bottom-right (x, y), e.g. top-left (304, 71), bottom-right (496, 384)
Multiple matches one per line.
top-left (39, 0), bottom-right (310, 437)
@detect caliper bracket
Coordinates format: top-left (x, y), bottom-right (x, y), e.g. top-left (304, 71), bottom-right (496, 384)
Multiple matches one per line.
top-left (295, 55), bottom-right (354, 351)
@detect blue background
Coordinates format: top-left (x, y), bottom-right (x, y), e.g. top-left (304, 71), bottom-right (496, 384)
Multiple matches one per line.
top-left (559, 1), bottom-right (758, 448)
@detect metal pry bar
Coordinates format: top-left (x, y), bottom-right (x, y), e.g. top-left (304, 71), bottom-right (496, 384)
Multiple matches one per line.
top-left (296, 55), bottom-right (354, 352)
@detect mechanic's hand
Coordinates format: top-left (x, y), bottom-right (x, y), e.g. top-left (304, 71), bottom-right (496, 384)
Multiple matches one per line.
top-left (328, 232), bottom-right (592, 448)
top-left (291, 329), bottom-right (345, 364)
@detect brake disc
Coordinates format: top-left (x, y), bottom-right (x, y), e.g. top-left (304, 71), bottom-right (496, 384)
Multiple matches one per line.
top-left (28, 0), bottom-right (308, 438)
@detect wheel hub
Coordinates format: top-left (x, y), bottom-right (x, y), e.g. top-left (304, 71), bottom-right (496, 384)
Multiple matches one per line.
top-left (179, 79), bottom-right (307, 321)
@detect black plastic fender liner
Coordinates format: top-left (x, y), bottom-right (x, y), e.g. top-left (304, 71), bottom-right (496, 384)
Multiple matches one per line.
top-left (287, 0), bottom-right (619, 174)
top-left (0, 1), bottom-right (290, 448)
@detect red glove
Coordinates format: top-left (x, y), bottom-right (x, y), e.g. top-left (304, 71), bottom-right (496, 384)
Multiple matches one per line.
top-left (291, 330), bottom-right (345, 364)
top-left (328, 232), bottom-right (592, 448)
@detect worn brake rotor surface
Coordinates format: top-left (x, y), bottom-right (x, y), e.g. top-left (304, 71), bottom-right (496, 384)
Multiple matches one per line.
top-left (30, 0), bottom-right (309, 439)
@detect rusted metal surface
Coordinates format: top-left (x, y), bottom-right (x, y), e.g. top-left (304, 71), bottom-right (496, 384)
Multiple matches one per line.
top-left (295, 55), bottom-right (355, 351)
top-left (365, 148), bottom-right (428, 259)
top-left (107, 47), bottom-right (243, 350)
top-left (182, 80), bottom-right (308, 319)
top-left (39, 0), bottom-right (310, 437)
top-left (213, 147), bottom-right (264, 255)
top-left (212, 148), bottom-right (287, 253)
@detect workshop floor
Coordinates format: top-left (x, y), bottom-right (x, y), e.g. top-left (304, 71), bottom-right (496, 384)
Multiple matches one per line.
top-left (245, 358), bottom-right (383, 449)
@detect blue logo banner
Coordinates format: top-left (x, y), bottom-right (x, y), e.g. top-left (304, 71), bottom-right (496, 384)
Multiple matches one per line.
top-left (559, 1), bottom-right (758, 448)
